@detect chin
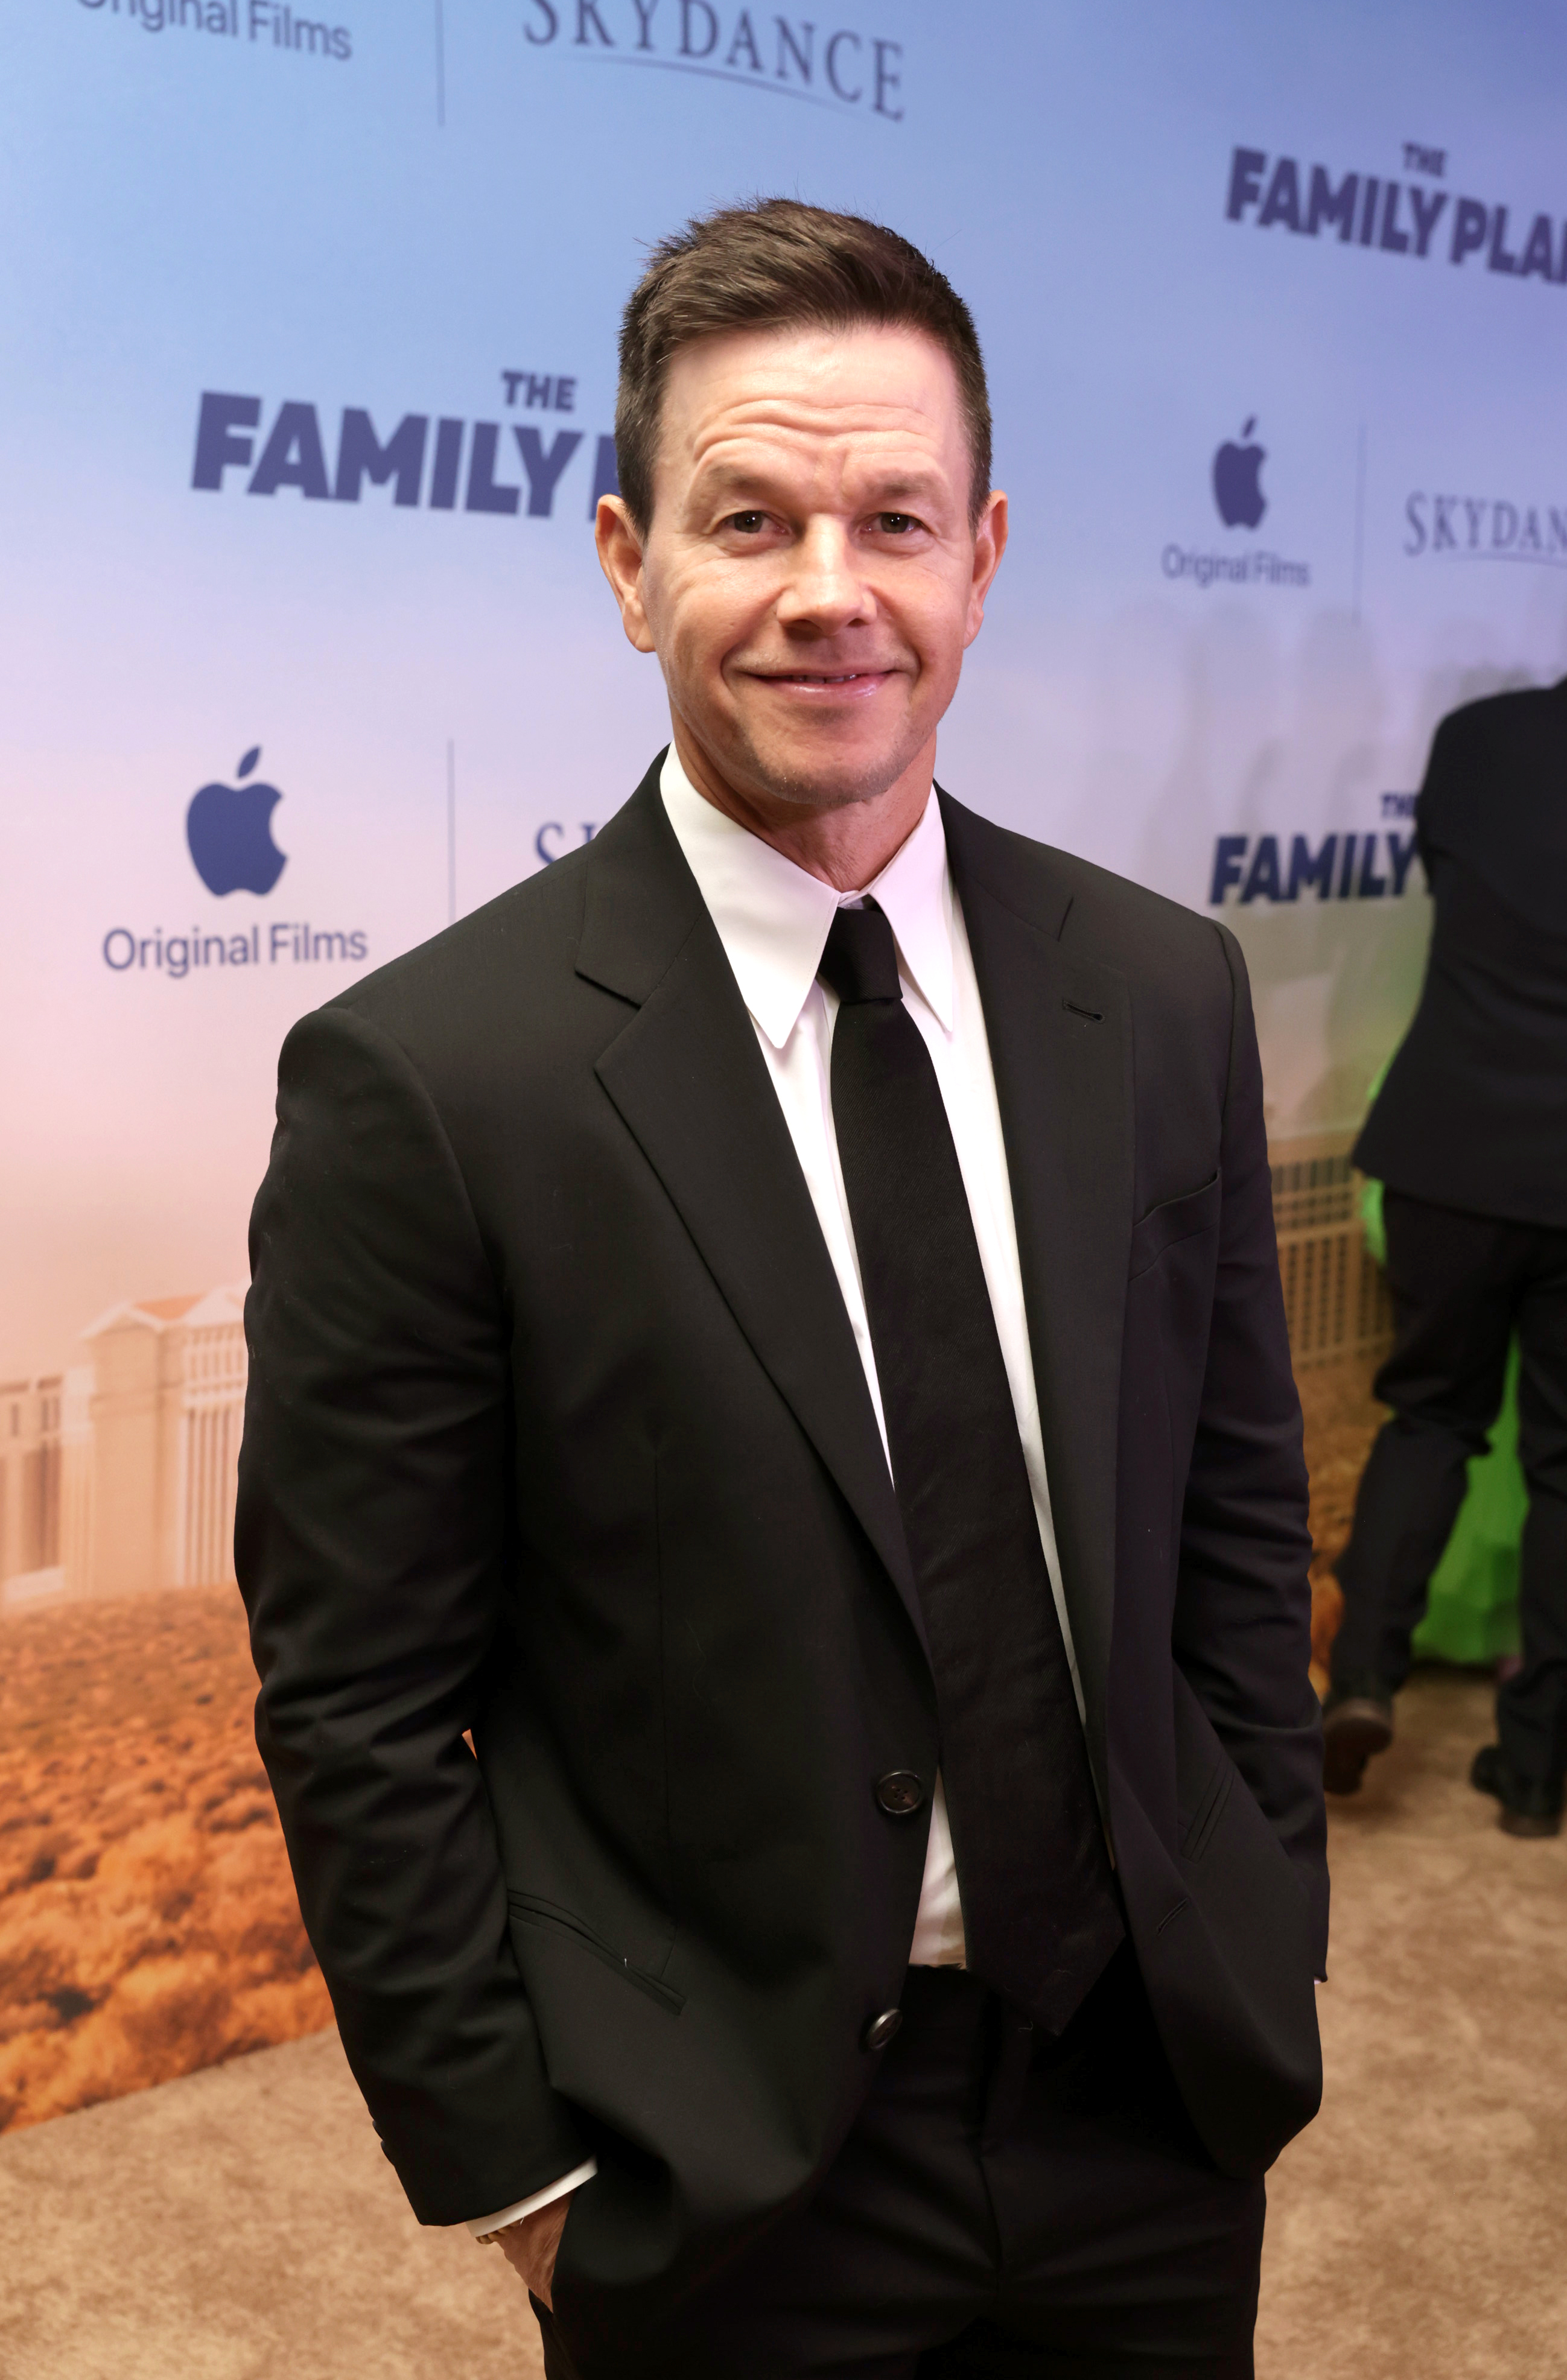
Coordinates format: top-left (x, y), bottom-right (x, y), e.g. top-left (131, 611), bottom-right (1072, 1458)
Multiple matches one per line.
top-left (754, 760), bottom-right (903, 813)
top-left (739, 730), bottom-right (922, 815)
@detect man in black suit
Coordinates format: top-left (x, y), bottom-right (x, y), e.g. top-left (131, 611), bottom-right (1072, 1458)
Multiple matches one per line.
top-left (1325, 681), bottom-right (1567, 1833)
top-left (238, 201), bottom-right (1324, 2378)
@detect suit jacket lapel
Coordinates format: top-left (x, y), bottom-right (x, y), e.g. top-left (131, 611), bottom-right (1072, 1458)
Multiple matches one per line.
top-left (579, 765), bottom-right (926, 1656)
top-left (941, 792), bottom-right (1133, 1794)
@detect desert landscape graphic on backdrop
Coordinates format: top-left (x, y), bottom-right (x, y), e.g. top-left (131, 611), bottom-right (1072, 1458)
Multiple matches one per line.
top-left (0, 1174), bottom-right (1397, 2135)
top-left (0, 1290), bottom-right (329, 2133)
top-left (0, 1587), bottom-right (329, 2133)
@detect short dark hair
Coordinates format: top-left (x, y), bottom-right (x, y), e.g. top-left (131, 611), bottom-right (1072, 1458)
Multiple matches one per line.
top-left (614, 197), bottom-right (993, 535)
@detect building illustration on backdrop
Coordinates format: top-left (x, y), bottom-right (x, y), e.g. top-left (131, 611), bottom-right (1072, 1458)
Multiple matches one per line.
top-left (0, 1287), bottom-right (247, 1607)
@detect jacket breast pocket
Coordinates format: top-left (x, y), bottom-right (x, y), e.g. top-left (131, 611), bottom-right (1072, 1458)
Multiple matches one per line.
top-left (1128, 1172), bottom-right (1221, 1280)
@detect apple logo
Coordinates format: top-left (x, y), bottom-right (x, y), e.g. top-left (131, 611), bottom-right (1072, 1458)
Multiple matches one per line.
top-left (186, 746), bottom-right (287, 896)
top-left (1212, 419), bottom-right (1267, 530)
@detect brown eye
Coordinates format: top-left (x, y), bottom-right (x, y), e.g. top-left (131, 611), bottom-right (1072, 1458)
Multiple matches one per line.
top-left (878, 513), bottom-right (917, 534)
top-left (729, 512), bottom-right (768, 534)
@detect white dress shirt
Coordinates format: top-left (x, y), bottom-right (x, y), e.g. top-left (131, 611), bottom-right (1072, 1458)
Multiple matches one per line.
top-left (468, 746), bottom-right (1084, 2239)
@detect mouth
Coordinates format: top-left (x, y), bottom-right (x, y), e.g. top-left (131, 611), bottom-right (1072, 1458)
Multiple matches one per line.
top-left (746, 667), bottom-right (896, 694)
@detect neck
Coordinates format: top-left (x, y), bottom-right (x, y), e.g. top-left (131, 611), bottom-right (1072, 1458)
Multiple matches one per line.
top-left (670, 720), bottom-right (935, 893)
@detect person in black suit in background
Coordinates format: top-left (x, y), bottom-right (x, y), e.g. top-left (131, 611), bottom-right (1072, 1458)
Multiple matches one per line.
top-left (1325, 680), bottom-right (1567, 1833)
top-left (237, 202), bottom-right (1324, 2378)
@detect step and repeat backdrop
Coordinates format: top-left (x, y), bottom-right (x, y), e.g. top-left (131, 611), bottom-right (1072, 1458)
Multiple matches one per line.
top-left (3, 0), bottom-right (1564, 2127)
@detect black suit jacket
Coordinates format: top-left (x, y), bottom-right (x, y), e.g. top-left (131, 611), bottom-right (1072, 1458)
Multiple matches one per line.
top-left (237, 759), bottom-right (1325, 2366)
top-left (1355, 679), bottom-right (1567, 1228)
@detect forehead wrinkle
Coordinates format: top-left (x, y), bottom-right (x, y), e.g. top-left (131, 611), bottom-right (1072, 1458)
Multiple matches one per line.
top-left (683, 416), bottom-right (952, 510)
top-left (685, 391), bottom-right (946, 460)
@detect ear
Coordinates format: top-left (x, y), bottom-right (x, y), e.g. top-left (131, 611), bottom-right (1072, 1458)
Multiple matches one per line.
top-left (595, 495), bottom-right (656, 654)
top-left (963, 489), bottom-right (1008, 648)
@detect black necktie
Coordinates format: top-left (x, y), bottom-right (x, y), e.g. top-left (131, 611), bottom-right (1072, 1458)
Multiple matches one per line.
top-left (819, 900), bottom-right (1123, 2034)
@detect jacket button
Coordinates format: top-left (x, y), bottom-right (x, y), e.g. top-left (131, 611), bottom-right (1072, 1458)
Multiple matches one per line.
top-left (875, 1770), bottom-right (925, 1816)
top-left (863, 2008), bottom-right (903, 2052)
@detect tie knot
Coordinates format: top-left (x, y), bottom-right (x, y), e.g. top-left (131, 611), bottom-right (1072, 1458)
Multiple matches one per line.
top-left (818, 901), bottom-right (902, 1006)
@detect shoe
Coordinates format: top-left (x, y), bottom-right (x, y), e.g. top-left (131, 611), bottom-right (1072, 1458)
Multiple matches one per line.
top-left (1470, 1745), bottom-right (1564, 1839)
top-left (1321, 1689), bottom-right (1394, 1795)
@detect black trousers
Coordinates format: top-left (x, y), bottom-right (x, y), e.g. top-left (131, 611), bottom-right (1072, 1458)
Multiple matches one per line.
top-left (1331, 1191), bottom-right (1567, 1781)
top-left (537, 1949), bottom-right (1265, 2379)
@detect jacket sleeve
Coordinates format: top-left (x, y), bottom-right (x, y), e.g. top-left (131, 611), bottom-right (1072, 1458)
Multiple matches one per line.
top-left (1171, 927), bottom-right (1328, 1974)
top-left (235, 1000), bottom-right (589, 2225)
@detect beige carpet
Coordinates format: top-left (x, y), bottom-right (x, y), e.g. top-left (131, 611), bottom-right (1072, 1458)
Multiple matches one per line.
top-left (0, 2018), bottom-right (543, 2380)
top-left (3, 1671), bottom-right (1562, 2379)
top-left (1256, 1668), bottom-right (1567, 2380)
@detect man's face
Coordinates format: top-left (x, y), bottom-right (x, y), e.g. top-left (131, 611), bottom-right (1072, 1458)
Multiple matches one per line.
top-left (597, 321), bottom-right (1006, 817)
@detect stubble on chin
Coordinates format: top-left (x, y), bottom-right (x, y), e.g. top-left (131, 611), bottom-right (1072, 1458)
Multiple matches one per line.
top-left (713, 718), bottom-right (921, 819)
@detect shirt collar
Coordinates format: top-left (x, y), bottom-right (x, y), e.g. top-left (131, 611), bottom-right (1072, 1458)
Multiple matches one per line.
top-left (660, 744), bottom-right (955, 1049)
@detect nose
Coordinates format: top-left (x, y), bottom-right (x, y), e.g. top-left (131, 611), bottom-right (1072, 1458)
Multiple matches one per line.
top-left (775, 518), bottom-right (876, 636)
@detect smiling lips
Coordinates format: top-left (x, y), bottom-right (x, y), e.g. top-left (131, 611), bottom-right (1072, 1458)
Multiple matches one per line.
top-left (751, 667), bottom-right (895, 692)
